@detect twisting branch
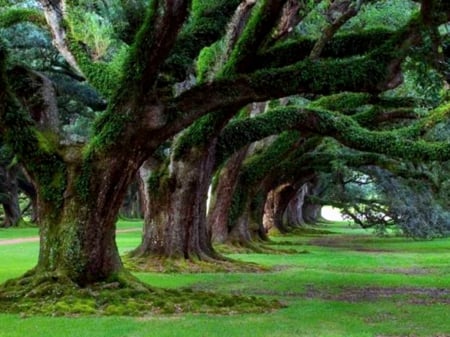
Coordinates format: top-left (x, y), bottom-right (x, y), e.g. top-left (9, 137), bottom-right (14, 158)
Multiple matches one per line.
top-left (272, 0), bottom-right (303, 41)
top-left (220, 0), bottom-right (288, 75)
top-left (310, 0), bottom-right (363, 60)
top-left (39, 0), bottom-right (84, 77)
top-left (8, 66), bottom-right (60, 133)
top-left (217, 103), bottom-right (450, 163)
top-left (123, 0), bottom-right (191, 95)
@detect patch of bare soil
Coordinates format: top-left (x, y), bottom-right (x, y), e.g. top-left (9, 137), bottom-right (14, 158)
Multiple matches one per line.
top-left (303, 285), bottom-right (450, 305)
top-left (0, 228), bottom-right (141, 246)
top-left (375, 267), bottom-right (435, 275)
top-left (0, 237), bottom-right (39, 245)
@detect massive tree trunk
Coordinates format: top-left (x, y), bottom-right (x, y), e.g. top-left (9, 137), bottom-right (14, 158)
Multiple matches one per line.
top-left (132, 141), bottom-right (219, 260)
top-left (32, 149), bottom-right (143, 286)
top-left (208, 147), bottom-right (249, 243)
top-left (301, 177), bottom-right (325, 224)
top-left (285, 183), bottom-right (310, 227)
top-left (229, 189), bottom-right (269, 244)
top-left (302, 202), bottom-right (322, 224)
top-left (263, 184), bottom-right (297, 233)
top-left (0, 164), bottom-right (22, 228)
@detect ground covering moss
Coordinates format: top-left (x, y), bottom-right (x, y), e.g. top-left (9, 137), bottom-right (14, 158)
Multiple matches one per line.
top-left (0, 273), bottom-right (281, 316)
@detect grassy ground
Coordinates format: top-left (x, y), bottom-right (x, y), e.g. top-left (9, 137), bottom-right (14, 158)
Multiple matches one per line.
top-left (0, 221), bottom-right (449, 337)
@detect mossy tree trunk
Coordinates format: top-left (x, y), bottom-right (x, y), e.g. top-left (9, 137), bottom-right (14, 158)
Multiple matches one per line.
top-left (208, 147), bottom-right (249, 244)
top-left (0, 164), bottom-right (22, 228)
top-left (263, 184), bottom-right (297, 233)
top-left (301, 177), bottom-right (324, 224)
top-left (284, 183), bottom-right (310, 227)
top-left (32, 147), bottom-right (145, 285)
top-left (302, 202), bottom-right (322, 224)
top-left (230, 189), bottom-right (269, 244)
top-left (132, 141), bottom-right (219, 260)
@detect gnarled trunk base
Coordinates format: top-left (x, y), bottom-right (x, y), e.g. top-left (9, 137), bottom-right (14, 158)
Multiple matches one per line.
top-left (0, 267), bottom-right (278, 316)
top-left (131, 144), bottom-right (223, 269)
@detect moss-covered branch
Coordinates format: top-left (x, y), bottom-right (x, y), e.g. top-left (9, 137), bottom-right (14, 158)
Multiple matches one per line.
top-left (115, 0), bottom-right (191, 98)
top-left (219, 102), bottom-right (450, 164)
top-left (0, 8), bottom-right (46, 28)
top-left (39, 0), bottom-right (84, 76)
top-left (227, 131), bottom-right (302, 226)
top-left (0, 42), bottom-right (66, 207)
top-left (253, 28), bottom-right (395, 71)
top-left (170, 49), bottom-right (393, 134)
top-left (219, 0), bottom-right (287, 76)
top-left (161, 0), bottom-right (241, 83)
top-left (309, 0), bottom-right (362, 60)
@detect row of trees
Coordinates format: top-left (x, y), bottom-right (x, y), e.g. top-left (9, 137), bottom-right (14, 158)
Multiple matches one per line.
top-left (0, 0), bottom-right (449, 295)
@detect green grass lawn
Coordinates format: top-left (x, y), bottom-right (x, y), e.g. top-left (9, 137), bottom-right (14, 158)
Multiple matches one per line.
top-left (0, 220), bottom-right (449, 337)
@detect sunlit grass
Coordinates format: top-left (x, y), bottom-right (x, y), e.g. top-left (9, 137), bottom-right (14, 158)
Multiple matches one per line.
top-left (0, 221), bottom-right (449, 337)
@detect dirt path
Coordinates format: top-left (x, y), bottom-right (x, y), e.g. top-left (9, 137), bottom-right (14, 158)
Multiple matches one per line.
top-left (0, 227), bottom-right (142, 246)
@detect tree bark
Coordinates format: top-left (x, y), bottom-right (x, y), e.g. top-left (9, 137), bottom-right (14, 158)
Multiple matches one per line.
top-left (263, 184), bottom-right (297, 233)
top-left (132, 141), bottom-right (218, 260)
top-left (301, 178), bottom-right (323, 224)
top-left (0, 164), bottom-right (22, 228)
top-left (285, 183), bottom-right (310, 227)
top-left (229, 190), bottom-right (269, 244)
top-left (208, 147), bottom-right (249, 243)
top-left (33, 151), bottom-right (141, 285)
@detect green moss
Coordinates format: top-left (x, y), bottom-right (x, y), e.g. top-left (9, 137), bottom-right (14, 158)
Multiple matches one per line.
top-left (307, 105), bottom-right (450, 162)
top-left (310, 93), bottom-right (371, 113)
top-left (173, 110), bottom-right (229, 160)
top-left (72, 103), bottom-right (134, 203)
top-left (196, 41), bottom-right (223, 83)
top-left (162, 0), bottom-right (241, 82)
top-left (219, 0), bottom-right (285, 76)
top-left (227, 132), bottom-right (300, 226)
top-left (0, 8), bottom-right (46, 28)
top-left (68, 40), bottom-right (124, 98)
top-left (75, 156), bottom-right (92, 203)
top-left (255, 28), bottom-right (394, 70)
top-left (1, 100), bottom-right (66, 207)
top-left (147, 166), bottom-right (170, 198)
top-left (217, 107), bottom-right (308, 162)
top-left (1, 40), bottom-right (67, 209)
top-left (0, 274), bottom-right (282, 316)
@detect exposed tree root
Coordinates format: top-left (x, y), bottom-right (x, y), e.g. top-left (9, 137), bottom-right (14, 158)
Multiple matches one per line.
top-left (0, 269), bottom-right (282, 316)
